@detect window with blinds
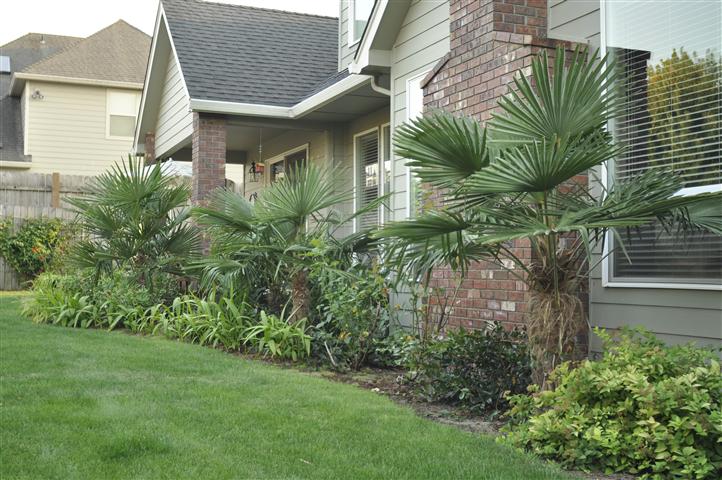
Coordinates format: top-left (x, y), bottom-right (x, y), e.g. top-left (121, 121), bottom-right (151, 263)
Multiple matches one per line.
top-left (382, 125), bottom-right (391, 223)
top-left (356, 131), bottom-right (380, 229)
top-left (607, 0), bottom-right (722, 284)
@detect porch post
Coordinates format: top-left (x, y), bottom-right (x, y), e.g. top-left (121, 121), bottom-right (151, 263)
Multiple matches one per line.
top-left (192, 112), bottom-right (226, 205)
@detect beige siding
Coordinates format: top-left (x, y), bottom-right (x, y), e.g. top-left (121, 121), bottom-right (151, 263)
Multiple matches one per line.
top-left (22, 81), bottom-right (139, 176)
top-left (390, 0), bottom-right (450, 221)
top-left (155, 50), bottom-right (193, 157)
top-left (548, 0), bottom-right (600, 48)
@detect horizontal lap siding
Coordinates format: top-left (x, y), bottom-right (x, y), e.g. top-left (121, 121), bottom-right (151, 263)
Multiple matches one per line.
top-left (338, 2), bottom-right (356, 71)
top-left (391, 0), bottom-right (450, 221)
top-left (548, 0), bottom-right (600, 48)
top-left (155, 50), bottom-right (193, 157)
top-left (24, 81), bottom-right (138, 175)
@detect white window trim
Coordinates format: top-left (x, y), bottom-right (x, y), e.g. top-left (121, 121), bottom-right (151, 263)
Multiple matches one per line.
top-left (353, 126), bottom-right (380, 233)
top-left (263, 143), bottom-right (309, 185)
top-left (405, 69), bottom-right (430, 219)
top-left (106, 89), bottom-right (139, 140)
top-left (599, 0), bottom-right (722, 291)
top-left (380, 122), bottom-right (391, 225)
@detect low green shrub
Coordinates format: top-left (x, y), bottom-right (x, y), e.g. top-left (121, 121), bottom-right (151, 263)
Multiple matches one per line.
top-left (501, 328), bottom-right (722, 479)
top-left (310, 259), bottom-right (394, 370)
top-left (0, 218), bottom-right (75, 281)
top-left (242, 310), bottom-right (311, 361)
top-left (408, 323), bottom-right (532, 414)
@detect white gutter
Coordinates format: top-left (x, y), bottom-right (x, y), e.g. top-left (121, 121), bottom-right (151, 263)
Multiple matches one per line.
top-left (188, 74), bottom-right (373, 119)
top-left (370, 76), bottom-right (391, 96)
top-left (10, 72), bottom-right (142, 96)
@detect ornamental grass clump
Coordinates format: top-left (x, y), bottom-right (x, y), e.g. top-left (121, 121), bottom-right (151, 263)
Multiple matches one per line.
top-left (501, 328), bottom-right (722, 479)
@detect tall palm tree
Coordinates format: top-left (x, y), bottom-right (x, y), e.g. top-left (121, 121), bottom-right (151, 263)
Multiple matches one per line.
top-left (194, 163), bottom-right (378, 322)
top-left (68, 156), bottom-right (200, 289)
top-left (376, 48), bottom-right (722, 386)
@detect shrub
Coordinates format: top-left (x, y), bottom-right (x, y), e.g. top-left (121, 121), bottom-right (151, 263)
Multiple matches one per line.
top-left (408, 323), bottom-right (532, 414)
top-left (501, 328), bottom-right (722, 479)
top-left (242, 310), bottom-right (311, 361)
top-left (310, 258), bottom-right (394, 370)
top-left (0, 218), bottom-right (75, 281)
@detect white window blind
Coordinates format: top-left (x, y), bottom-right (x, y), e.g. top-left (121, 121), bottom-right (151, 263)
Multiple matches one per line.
top-left (357, 131), bottom-right (380, 229)
top-left (106, 90), bottom-right (140, 138)
top-left (606, 0), bottom-right (722, 284)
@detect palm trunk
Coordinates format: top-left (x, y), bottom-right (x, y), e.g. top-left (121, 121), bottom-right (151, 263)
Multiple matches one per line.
top-left (290, 268), bottom-right (310, 323)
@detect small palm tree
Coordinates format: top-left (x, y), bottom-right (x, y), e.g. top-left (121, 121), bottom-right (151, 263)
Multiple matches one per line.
top-left (377, 48), bottom-right (722, 386)
top-left (194, 163), bottom-right (378, 322)
top-left (68, 156), bottom-right (200, 289)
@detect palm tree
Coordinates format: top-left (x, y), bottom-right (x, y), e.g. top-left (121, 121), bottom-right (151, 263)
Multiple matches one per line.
top-left (193, 163), bottom-right (378, 322)
top-left (376, 48), bottom-right (722, 386)
top-left (68, 156), bottom-right (200, 290)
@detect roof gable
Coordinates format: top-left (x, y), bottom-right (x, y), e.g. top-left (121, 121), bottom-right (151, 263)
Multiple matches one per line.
top-left (21, 20), bottom-right (150, 84)
top-left (162, 0), bottom-right (339, 107)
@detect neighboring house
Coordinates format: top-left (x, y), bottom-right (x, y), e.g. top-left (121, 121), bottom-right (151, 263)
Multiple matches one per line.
top-left (0, 21), bottom-right (150, 176)
top-left (135, 0), bottom-right (721, 350)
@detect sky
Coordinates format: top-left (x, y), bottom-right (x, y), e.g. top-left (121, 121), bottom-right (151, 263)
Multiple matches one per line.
top-left (0, 0), bottom-right (339, 45)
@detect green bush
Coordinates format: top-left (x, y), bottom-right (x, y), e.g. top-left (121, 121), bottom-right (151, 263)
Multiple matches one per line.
top-left (501, 328), bottom-right (722, 479)
top-left (242, 310), bottom-right (311, 361)
top-left (310, 258), bottom-right (395, 370)
top-left (0, 218), bottom-right (75, 281)
top-left (408, 323), bottom-right (532, 414)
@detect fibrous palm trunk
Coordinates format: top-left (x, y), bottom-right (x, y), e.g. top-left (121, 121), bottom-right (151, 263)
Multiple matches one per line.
top-left (290, 268), bottom-right (310, 323)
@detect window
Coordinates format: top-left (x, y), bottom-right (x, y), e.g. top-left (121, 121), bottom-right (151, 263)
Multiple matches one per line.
top-left (605, 0), bottom-right (722, 286)
top-left (269, 146), bottom-right (308, 183)
top-left (348, 0), bottom-right (374, 45)
top-left (106, 90), bottom-right (140, 139)
top-left (381, 124), bottom-right (391, 223)
top-left (0, 55), bottom-right (10, 73)
top-left (355, 129), bottom-right (380, 230)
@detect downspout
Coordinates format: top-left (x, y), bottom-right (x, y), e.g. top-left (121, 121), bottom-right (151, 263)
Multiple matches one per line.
top-left (370, 75), bottom-right (391, 96)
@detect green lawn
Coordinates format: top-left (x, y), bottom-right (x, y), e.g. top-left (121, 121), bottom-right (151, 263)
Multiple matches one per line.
top-left (0, 295), bottom-right (576, 479)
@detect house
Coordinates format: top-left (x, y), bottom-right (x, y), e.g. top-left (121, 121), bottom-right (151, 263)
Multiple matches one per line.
top-left (135, 0), bottom-right (721, 350)
top-left (0, 21), bottom-right (150, 176)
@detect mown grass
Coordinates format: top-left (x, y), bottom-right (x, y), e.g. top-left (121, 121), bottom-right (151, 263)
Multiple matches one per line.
top-left (0, 295), bottom-right (577, 479)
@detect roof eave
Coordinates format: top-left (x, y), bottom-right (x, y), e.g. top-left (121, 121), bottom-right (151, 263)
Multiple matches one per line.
top-left (10, 72), bottom-right (142, 96)
top-left (188, 74), bottom-right (373, 119)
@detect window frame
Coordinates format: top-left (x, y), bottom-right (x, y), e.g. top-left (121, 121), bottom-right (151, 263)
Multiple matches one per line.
top-left (353, 126), bottom-right (381, 233)
top-left (599, 0), bottom-right (722, 291)
top-left (264, 143), bottom-right (309, 184)
top-left (105, 89), bottom-right (140, 140)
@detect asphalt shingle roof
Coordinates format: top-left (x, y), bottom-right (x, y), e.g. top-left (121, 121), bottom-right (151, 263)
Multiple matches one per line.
top-left (21, 20), bottom-right (150, 84)
top-left (162, 0), bottom-right (341, 107)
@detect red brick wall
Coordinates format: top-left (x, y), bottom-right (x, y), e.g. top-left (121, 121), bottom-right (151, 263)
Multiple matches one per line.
top-left (144, 132), bottom-right (155, 164)
top-left (191, 112), bottom-right (226, 205)
top-left (421, 0), bottom-right (573, 332)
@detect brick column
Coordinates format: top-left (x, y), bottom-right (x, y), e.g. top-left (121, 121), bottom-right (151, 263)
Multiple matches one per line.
top-left (421, 0), bottom-right (575, 332)
top-left (191, 112), bottom-right (226, 205)
top-left (144, 132), bottom-right (155, 163)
